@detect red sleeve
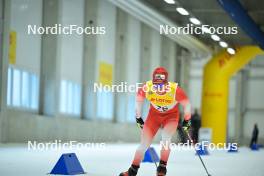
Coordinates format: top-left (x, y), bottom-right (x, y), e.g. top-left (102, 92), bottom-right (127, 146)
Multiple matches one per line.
top-left (176, 86), bottom-right (191, 121)
top-left (135, 84), bottom-right (146, 118)
top-left (136, 84), bottom-right (146, 101)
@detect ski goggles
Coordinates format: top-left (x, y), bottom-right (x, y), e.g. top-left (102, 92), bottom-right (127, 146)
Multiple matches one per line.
top-left (154, 74), bottom-right (166, 80)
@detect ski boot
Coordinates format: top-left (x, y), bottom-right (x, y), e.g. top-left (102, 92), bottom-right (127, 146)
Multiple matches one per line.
top-left (119, 165), bottom-right (139, 176)
top-left (157, 160), bottom-right (167, 176)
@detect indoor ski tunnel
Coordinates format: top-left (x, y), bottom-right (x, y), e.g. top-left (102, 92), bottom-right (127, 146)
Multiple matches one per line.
top-left (0, 0), bottom-right (264, 176)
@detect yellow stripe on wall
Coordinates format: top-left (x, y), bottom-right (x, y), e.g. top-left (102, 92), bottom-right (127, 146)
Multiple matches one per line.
top-left (9, 31), bottom-right (17, 65)
top-left (99, 61), bottom-right (113, 86)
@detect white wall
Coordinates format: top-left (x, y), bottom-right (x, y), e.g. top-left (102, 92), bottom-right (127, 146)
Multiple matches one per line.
top-left (125, 15), bottom-right (141, 122)
top-left (58, 0), bottom-right (84, 83)
top-left (244, 55), bottom-right (264, 139)
top-left (10, 0), bottom-right (42, 73)
top-left (96, 0), bottom-right (117, 119)
top-left (189, 58), bottom-right (208, 109)
top-left (161, 37), bottom-right (177, 82)
top-left (167, 40), bottom-right (176, 82)
top-left (2, 109), bottom-right (141, 142)
top-left (126, 15), bottom-right (141, 85)
top-left (56, 0), bottom-right (84, 116)
top-left (96, 0), bottom-right (116, 70)
top-left (149, 30), bottom-right (161, 77)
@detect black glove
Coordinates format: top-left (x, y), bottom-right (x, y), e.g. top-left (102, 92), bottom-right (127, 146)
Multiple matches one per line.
top-left (182, 119), bottom-right (191, 131)
top-left (136, 117), bottom-right (144, 129)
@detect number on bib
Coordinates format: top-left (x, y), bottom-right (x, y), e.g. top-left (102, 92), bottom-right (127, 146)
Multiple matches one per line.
top-left (156, 105), bottom-right (169, 112)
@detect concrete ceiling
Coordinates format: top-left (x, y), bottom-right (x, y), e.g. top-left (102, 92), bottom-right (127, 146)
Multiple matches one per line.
top-left (142, 0), bottom-right (264, 48)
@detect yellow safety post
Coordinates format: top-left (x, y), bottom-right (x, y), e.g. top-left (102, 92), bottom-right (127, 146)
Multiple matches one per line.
top-left (201, 46), bottom-right (264, 144)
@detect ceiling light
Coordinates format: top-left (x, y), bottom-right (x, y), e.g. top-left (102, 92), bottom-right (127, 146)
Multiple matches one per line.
top-left (176, 7), bottom-right (189, 15)
top-left (219, 41), bottom-right (228, 48)
top-left (164, 0), bottom-right (175, 4)
top-left (189, 17), bottom-right (201, 25)
top-left (211, 34), bottom-right (220, 41)
top-left (227, 48), bottom-right (235, 55)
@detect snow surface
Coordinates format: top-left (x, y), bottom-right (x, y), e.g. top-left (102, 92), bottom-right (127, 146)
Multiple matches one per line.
top-left (0, 143), bottom-right (263, 176)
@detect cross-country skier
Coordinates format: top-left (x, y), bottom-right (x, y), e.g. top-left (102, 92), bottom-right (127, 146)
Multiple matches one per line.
top-left (119, 67), bottom-right (192, 176)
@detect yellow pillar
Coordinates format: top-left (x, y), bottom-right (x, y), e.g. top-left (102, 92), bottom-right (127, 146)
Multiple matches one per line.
top-left (201, 46), bottom-right (264, 144)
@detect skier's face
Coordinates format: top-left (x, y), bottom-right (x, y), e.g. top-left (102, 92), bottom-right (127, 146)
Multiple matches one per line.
top-left (153, 74), bottom-right (166, 84)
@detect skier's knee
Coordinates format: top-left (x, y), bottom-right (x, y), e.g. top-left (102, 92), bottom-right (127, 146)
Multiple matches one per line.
top-left (162, 135), bottom-right (172, 144)
top-left (161, 136), bottom-right (172, 150)
top-left (137, 143), bottom-right (149, 153)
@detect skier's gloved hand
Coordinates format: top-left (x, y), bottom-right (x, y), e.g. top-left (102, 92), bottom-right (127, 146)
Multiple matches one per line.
top-left (182, 119), bottom-right (191, 131)
top-left (136, 117), bottom-right (144, 129)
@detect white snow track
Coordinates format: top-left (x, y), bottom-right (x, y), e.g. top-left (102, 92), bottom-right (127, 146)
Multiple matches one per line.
top-left (0, 144), bottom-right (263, 176)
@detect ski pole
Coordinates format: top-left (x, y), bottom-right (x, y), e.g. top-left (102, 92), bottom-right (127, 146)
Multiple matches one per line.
top-left (148, 148), bottom-right (158, 168)
top-left (183, 128), bottom-right (212, 176)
